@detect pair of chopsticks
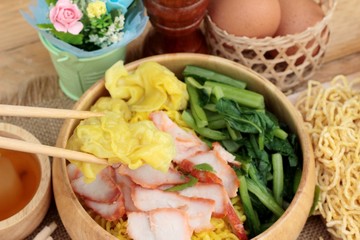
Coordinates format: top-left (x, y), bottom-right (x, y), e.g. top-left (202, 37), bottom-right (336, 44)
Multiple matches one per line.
top-left (0, 104), bottom-right (109, 165)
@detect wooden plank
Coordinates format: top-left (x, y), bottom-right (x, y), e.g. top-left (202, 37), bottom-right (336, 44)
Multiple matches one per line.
top-left (313, 51), bottom-right (360, 82)
top-left (323, 0), bottom-right (360, 62)
top-left (0, 0), bottom-right (39, 52)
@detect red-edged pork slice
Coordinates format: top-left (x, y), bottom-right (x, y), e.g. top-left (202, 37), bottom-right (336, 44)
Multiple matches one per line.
top-left (84, 195), bottom-right (126, 221)
top-left (132, 186), bottom-right (215, 232)
top-left (178, 160), bottom-right (223, 185)
top-left (150, 111), bottom-right (209, 163)
top-left (226, 202), bottom-right (248, 240)
top-left (127, 212), bottom-right (154, 240)
top-left (187, 151), bottom-right (239, 198)
top-left (118, 164), bottom-right (187, 188)
top-left (67, 163), bottom-right (83, 181)
top-left (114, 172), bottom-right (138, 212)
top-left (71, 166), bottom-right (121, 203)
top-left (179, 183), bottom-right (228, 218)
top-left (127, 209), bottom-right (192, 240)
top-left (212, 142), bottom-right (240, 167)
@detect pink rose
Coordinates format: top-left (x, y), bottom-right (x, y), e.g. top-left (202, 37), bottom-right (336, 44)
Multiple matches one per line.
top-left (49, 0), bottom-right (84, 35)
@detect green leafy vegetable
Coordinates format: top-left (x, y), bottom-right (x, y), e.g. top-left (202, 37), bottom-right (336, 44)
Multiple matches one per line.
top-left (181, 65), bottom-right (302, 237)
top-left (246, 178), bottom-right (284, 217)
top-left (194, 163), bottom-right (215, 172)
top-left (205, 81), bottom-right (265, 109)
top-left (238, 175), bottom-right (261, 235)
top-left (272, 153), bottom-right (284, 206)
top-left (185, 77), bottom-right (209, 128)
top-left (165, 175), bottom-right (198, 192)
top-left (182, 110), bottom-right (228, 140)
top-left (183, 65), bottom-right (247, 89)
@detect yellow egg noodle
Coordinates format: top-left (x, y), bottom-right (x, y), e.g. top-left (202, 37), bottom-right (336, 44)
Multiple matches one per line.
top-left (294, 75), bottom-right (360, 240)
top-left (90, 196), bottom-right (245, 240)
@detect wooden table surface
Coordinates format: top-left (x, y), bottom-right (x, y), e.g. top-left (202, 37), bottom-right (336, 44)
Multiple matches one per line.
top-left (1, 0), bottom-right (360, 104)
top-left (0, 1), bottom-right (359, 239)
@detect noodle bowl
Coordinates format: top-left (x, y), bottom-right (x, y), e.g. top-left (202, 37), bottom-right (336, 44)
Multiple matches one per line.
top-left (52, 53), bottom-right (315, 240)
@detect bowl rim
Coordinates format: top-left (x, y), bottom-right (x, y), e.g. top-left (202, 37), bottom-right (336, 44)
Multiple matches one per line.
top-left (53, 53), bottom-right (315, 240)
top-left (0, 123), bottom-right (51, 231)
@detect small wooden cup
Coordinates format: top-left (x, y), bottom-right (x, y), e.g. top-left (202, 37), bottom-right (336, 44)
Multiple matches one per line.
top-left (53, 53), bottom-right (315, 240)
top-left (0, 123), bottom-right (51, 240)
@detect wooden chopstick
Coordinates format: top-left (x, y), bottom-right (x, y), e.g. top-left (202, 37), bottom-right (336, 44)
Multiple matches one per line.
top-left (0, 104), bottom-right (104, 119)
top-left (0, 136), bottom-right (109, 165)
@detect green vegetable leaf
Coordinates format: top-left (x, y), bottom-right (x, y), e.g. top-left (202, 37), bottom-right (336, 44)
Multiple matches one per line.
top-left (165, 175), bottom-right (198, 192)
top-left (194, 163), bottom-right (215, 172)
top-left (183, 65), bottom-right (247, 89)
top-left (264, 134), bottom-right (298, 167)
top-left (216, 98), bottom-right (274, 134)
top-left (181, 110), bottom-right (228, 141)
top-left (185, 77), bottom-right (212, 106)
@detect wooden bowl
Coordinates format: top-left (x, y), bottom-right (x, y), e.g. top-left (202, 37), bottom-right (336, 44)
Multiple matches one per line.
top-left (0, 123), bottom-right (51, 240)
top-left (53, 53), bottom-right (315, 240)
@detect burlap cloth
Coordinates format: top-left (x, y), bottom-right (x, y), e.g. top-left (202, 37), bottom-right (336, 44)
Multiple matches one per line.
top-left (0, 79), bottom-right (333, 240)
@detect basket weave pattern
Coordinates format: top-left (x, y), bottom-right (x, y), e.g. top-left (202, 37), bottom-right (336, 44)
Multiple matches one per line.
top-left (204, 0), bottom-right (336, 94)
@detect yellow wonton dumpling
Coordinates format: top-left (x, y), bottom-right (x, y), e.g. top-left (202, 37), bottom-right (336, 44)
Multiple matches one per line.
top-left (90, 97), bottom-right (131, 121)
top-left (105, 61), bottom-right (189, 112)
top-left (67, 112), bottom-right (176, 182)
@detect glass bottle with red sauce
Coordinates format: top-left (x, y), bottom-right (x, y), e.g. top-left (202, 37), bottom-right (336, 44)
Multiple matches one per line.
top-left (142, 0), bottom-right (209, 56)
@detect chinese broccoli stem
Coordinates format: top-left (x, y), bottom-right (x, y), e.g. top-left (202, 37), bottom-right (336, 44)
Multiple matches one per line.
top-left (238, 175), bottom-right (261, 235)
top-left (272, 153), bottom-right (284, 206)
top-left (293, 168), bottom-right (302, 194)
top-left (208, 118), bottom-right (227, 129)
top-left (272, 128), bottom-right (288, 140)
top-left (204, 81), bottom-right (265, 109)
top-left (309, 185), bottom-right (320, 216)
top-left (181, 110), bottom-right (228, 140)
top-left (204, 103), bottom-right (217, 112)
top-left (183, 65), bottom-right (247, 89)
top-left (226, 123), bottom-right (242, 140)
top-left (185, 78), bottom-right (208, 128)
top-left (207, 112), bottom-right (226, 129)
top-left (246, 178), bottom-right (285, 217)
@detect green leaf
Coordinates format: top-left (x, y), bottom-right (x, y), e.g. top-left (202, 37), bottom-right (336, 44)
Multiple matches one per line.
top-left (45, 0), bottom-right (57, 6)
top-left (194, 163), bottom-right (215, 172)
top-left (165, 175), bottom-right (198, 192)
top-left (37, 24), bottom-right (54, 31)
top-left (110, 9), bottom-right (121, 20)
top-left (264, 135), bottom-right (298, 167)
top-left (52, 31), bottom-right (84, 45)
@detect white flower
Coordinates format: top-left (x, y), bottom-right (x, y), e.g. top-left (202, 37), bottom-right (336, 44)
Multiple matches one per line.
top-left (89, 34), bottom-right (99, 43)
top-left (88, 14), bottom-right (125, 48)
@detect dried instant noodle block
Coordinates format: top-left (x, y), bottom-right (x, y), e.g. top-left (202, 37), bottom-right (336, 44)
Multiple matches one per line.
top-left (204, 0), bottom-right (336, 94)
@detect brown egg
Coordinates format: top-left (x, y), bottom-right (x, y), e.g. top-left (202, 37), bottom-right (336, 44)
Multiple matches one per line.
top-left (208, 0), bottom-right (281, 38)
top-left (275, 0), bottom-right (324, 36)
top-left (274, 0), bottom-right (325, 64)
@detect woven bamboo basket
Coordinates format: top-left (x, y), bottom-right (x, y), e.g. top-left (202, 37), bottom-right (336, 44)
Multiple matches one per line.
top-left (204, 0), bottom-right (336, 94)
